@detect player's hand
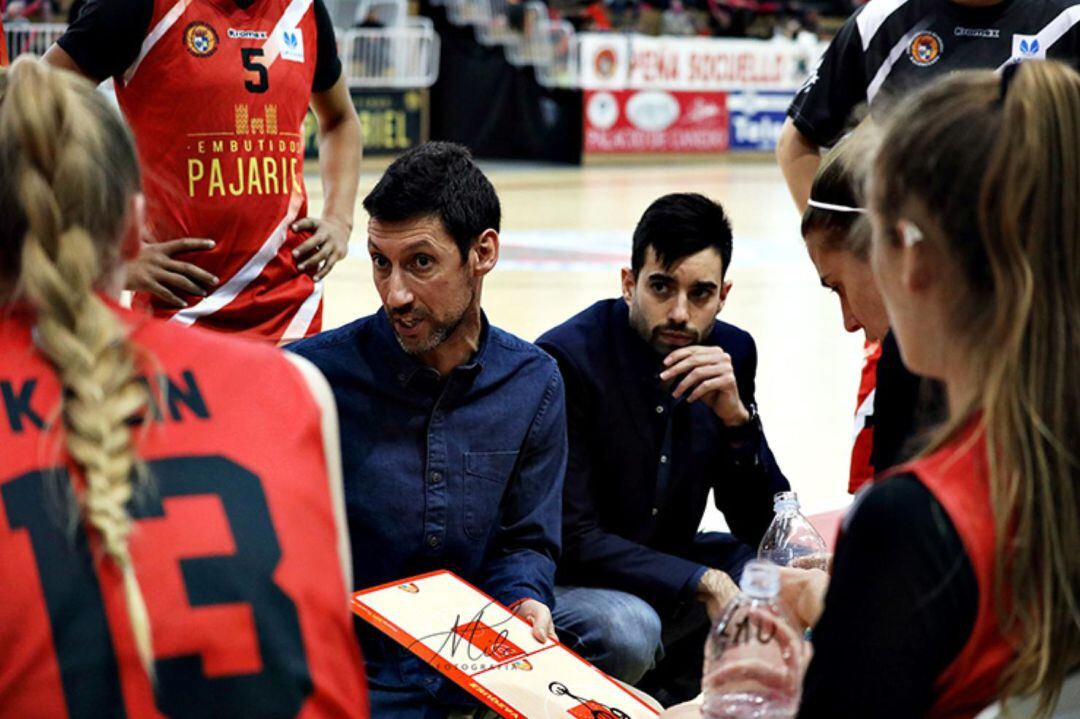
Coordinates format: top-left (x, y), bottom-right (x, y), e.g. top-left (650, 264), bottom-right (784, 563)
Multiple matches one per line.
top-left (126, 238), bottom-right (218, 309)
top-left (292, 216), bottom-right (351, 282)
top-left (660, 346), bottom-right (749, 426)
top-left (513, 599), bottom-right (558, 644)
top-left (701, 605), bottom-right (812, 695)
top-left (777, 566), bottom-right (830, 632)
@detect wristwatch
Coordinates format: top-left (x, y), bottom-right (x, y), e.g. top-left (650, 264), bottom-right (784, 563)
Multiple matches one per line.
top-left (722, 402), bottom-right (760, 444)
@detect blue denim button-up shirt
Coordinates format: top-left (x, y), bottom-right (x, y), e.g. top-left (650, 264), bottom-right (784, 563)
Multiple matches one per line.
top-left (289, 309), bottom-right (566, 699)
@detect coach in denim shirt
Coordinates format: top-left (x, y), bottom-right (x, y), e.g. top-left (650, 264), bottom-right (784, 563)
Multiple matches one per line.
top-left (290, 143), bottom-right (566, 718)
top-left (537, 194), bottom-right (789, 706)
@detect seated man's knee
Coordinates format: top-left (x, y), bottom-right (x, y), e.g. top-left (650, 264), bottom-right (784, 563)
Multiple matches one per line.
top-left (565, 590), bottom-right (662, 684)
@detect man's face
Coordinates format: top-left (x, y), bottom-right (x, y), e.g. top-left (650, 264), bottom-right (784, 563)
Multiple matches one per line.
top-left (368, 216), bottom-right (478, 354)
top-left (622, 246), bottom-right (732, 355)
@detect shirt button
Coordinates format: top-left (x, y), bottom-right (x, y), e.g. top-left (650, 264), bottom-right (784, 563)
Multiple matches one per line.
top-left (651, 507), bottom-right (659, 516)
top-left (428, 535), bottom-right (440, 548)
top-left (429, 471), bottom-right (442, 485)
top-left (655, 405), bottom-right (664, 414)
top-left (660, 455), bottom-right (668, 464)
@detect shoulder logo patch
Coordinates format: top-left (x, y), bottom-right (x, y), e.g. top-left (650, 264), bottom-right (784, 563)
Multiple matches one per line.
top-left (280, 28), bottom-right (305, 63)
top-left (908, 31), bottom-right (943, 67)
top-left (1013, 34), bottom-right (1045, 59)
top-left (183, 21), bottom-right (219, 58)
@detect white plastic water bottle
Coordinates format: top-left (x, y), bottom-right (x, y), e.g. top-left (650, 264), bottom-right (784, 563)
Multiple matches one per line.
top-left (757, 492), bottom-right (829, 571)
top-left (702, 561), bottom-right (804, 718)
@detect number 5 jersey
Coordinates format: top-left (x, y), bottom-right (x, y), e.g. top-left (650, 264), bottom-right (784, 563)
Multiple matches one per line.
top-left (58, 0), bottom-right (346, 342)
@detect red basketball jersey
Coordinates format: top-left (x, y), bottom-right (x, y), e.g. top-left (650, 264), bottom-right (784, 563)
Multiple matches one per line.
top-left (0, 305), bottom-right (367, 717)
top-left (115, 0), bottom-right (327, 342)
top-left (0, 19), bottom-right (8, 67)
top-left (890, 421), bottom-right (1013, 718)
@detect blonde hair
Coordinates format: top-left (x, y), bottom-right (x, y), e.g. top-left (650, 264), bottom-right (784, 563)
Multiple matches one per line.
top-left (872, 60), bottom-right (1080, 715)
top-left (0, 58), bottom-right (155, 675)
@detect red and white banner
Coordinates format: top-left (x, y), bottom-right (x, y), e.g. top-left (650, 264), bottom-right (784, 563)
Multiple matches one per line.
top-left (579, 33), bottom-right (826, 92)
top-left (584, 89), bottom-right (729, 153)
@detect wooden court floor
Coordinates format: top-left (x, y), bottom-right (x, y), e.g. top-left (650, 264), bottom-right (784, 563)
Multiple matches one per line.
top-left (309, 158), bottom-right (861, 524)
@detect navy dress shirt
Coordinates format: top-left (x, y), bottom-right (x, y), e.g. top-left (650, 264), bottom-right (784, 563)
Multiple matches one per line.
top-left (289, 309), bottom-right (566, 699)
top-left (537, 299), bottom-right (789, 614)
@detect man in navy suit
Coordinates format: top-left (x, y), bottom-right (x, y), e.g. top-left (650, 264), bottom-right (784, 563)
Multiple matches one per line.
top-left (537, 193), bottom-right (789, 705)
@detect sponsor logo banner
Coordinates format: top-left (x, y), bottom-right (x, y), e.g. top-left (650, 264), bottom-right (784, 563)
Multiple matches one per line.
top-left (726, 91), bottom-right (793, 151)
top-left (303, 89), bottom-right (428, 157)
top-left (584, 89), bottom-right (729, 154)
top-left (579, 33), bottom-right (826, 91)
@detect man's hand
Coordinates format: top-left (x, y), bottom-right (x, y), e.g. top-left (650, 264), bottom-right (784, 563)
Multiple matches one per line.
top-left (513, 599), bottom-right (558, 644)
top-left (777, 566), bottom-right (830, 632)
top-left (697, 568), bottom-right (740, 623)
top-left (660, 346), bottom-right (749, 426)
top-left (292, 216), bottom-right (350, 282)
top-left (126, 238), bottom-right (218, 308)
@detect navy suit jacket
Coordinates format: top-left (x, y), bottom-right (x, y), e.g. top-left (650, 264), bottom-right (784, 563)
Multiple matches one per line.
top-left (537, 299), bottom-right (789, 613)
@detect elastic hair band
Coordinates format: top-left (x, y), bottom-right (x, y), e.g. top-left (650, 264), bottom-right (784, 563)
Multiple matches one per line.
top-left (807, 199), bottom-right (867, 214)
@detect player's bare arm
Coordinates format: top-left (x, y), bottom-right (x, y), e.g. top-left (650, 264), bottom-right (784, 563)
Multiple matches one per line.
top-left (293, 74), bottom-right (362, 282)
top-left (776, 117), bottom-right (821, 213)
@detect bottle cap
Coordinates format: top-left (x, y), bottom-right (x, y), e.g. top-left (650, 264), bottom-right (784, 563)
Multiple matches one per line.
top-left (773, 491), bottom-right (799, 513)
top-left (739, 560), bottom-right (781, 599)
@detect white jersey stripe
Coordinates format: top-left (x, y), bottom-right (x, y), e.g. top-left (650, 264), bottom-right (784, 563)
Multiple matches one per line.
top-left (867, 21), bottom-right (930, 104)
top-left (281, 280), bottom-right (324, 342)
top-left (260, 0), bottom-right (314, 68)
top-left (856, 0), bottom-right (912, 51)
top-left (852, 388), bottom-right (877, 441)
top-left (997, 5), bottom-right (1080, 70)
top-left (170, 191), bottom-right (305, 327)
top-left (123, 0), bottom-right (194, 85)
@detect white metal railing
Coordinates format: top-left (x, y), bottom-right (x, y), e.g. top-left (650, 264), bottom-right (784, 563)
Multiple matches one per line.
top-left (338, 19), bottom-right (440, 88)
top-left (3, 22), bottom-right (66, 58)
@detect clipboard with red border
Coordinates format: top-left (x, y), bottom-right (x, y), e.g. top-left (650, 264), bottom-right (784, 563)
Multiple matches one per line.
top-left (352, 570), bottom-right (662, 719)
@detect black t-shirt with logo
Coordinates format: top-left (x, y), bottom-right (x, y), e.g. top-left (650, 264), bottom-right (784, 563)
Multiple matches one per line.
top-left (57, 0), bottom-right (342, 92)
top-left (789, 0), bottom-right (1080, 146)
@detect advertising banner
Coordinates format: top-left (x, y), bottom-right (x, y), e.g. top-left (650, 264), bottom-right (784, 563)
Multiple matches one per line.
top-left (584, 89), bottom-right (729, 154)
top-left (304, 88), bottom-right (428, 158)
top-left (726, 90), bottom-right (795, 151)
top-left (579, 33), bottom-right (824, 92)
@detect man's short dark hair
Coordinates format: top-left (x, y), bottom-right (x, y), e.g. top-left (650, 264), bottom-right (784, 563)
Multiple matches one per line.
top-left (362, 142), bottom-right (501, 261)
top-left (631, 193), bottom-right (733, 278)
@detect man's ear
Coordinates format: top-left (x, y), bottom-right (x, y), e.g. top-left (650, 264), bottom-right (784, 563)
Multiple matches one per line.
top-left (717, 279), bottom-right (734, 312)
top-left (471, 228), bottom-right (499, 276)
top-left (621, 266), bottom-right (636, 306)
top-left (120, 193), bottom-right (147, 261)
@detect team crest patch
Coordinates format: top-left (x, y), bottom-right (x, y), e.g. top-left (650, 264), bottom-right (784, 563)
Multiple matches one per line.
top-left (183, 22), bottom-right (219, 57)
top-left (909, 31), bottom-right (943, 66)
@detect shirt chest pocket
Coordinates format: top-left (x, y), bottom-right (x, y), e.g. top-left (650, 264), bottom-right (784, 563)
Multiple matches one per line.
top-left (463, 450), bottom-right (519, 540)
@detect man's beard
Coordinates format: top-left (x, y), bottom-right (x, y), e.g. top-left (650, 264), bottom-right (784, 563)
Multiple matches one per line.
top-left (391, 284), bottom-right (476, 355)
top-left (393, 310), bottom-right (464, 354)
top-left (628, 299), bottom-right (702, 354)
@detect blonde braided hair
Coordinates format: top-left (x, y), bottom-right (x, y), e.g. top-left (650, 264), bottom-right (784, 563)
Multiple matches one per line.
top-left (0, 58), bottom-right (155, 675)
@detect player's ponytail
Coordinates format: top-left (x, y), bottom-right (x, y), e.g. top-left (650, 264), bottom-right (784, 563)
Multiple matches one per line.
top-left (873, 60), bottom-right (1080, 716)
top-left (0, 58), bottom-right (155, 677)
